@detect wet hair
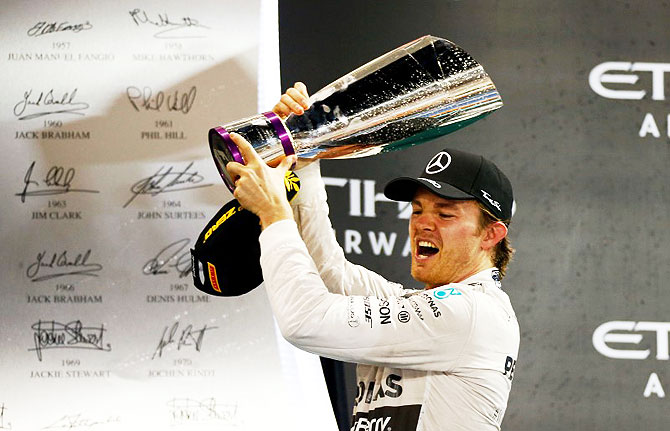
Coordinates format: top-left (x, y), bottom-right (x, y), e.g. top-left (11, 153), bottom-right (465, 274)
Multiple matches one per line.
top-left (476, 202), bottom-right (514, 278)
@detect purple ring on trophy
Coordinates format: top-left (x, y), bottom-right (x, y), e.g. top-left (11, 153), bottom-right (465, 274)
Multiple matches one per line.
top-left (214, 126), bottom-right (243, 164)
top-left (262, 111), bottom-right (295, 157)
top-left (209, 112), bottom-right (296, 192)
top-left (209, 35), bottom-right (504, 192)
top-left (208, 126), bottom-right (243, 191)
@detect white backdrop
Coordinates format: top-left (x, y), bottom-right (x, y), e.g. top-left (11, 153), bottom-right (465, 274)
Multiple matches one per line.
top-left (0, 1), bottom-right (335, 429)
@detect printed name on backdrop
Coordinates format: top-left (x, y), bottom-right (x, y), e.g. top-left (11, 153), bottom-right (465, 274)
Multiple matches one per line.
top-left (27, 294), bottom-right (102, 305)
top-left (137, 200), bottom-right (206, 220)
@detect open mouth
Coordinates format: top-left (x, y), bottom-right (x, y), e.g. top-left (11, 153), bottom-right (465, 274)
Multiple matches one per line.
top-left (417, 240), bottom-right (439, 258)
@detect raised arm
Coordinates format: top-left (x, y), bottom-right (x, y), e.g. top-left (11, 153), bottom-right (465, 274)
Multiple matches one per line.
top-left (272, 83), bottom-right (405, 298)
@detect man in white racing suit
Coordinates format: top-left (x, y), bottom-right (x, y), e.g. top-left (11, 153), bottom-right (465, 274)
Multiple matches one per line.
top-left (227, 83), bottom-right (520, 431)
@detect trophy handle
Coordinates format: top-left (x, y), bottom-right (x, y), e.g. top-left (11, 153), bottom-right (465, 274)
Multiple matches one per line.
top-left (209, 111), bottom-right (296, 191)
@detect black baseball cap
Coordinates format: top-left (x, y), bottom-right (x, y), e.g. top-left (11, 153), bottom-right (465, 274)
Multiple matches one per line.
top-left (190, 171), bottom-right (301, 297)
top-left (384, 148), bottom-right (515, 222)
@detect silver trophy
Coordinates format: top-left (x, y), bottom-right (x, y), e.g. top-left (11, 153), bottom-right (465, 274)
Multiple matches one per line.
top-left (209, 35), bottom-right (503, 191)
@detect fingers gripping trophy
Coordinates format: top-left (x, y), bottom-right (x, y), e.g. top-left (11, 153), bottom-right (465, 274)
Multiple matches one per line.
top-left (191, 35), bottom-right (504, 296)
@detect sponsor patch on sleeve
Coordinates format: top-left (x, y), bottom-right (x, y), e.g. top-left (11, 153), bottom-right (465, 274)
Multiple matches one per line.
top-left (432, 287), bottom-right (462, 300)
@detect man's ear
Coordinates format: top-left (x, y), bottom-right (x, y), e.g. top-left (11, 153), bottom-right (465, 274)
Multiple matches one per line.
top-left (481, 221), bottom-right (508, 251)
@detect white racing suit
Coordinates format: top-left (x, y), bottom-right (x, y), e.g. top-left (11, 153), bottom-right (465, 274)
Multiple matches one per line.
top-left (258, 162), bottom-right (520, 431)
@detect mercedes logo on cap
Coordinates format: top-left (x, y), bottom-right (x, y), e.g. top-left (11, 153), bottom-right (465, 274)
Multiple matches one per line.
top-left (425, 151), bottom-right (452, 174)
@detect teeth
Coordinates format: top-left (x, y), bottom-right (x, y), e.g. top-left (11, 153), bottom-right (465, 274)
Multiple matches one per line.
top-left (418, 241), bottom-right (437, 249)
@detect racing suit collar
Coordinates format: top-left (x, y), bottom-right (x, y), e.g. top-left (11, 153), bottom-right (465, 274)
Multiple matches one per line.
top-left (460, 267), bottom-right (503, 290)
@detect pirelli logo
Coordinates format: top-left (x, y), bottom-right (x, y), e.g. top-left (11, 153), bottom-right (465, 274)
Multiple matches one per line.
top-left (207, 262), bottom-right (221, 293)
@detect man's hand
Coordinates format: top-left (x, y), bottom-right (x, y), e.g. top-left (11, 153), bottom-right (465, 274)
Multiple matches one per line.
top-left (273, 81), bottom-right (316, 171)
top-left (273, 82), bottom-right (309, 119)
top-left (226, 133), bottom-right (297, 230)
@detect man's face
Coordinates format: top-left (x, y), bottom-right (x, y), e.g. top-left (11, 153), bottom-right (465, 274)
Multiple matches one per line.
top-left (409, 187), bottom-right (490, 288)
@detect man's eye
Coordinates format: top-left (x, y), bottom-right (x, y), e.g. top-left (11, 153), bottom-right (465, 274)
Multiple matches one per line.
top-left (439, 213), bottom-right (454, 219)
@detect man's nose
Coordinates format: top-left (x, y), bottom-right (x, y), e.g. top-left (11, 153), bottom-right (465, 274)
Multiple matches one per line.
top-left (413, 213), bottom-right (435, 231)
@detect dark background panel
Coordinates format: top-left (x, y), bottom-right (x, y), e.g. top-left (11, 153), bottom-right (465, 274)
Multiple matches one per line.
top-left (280, 1), bottom-right (670, 430)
